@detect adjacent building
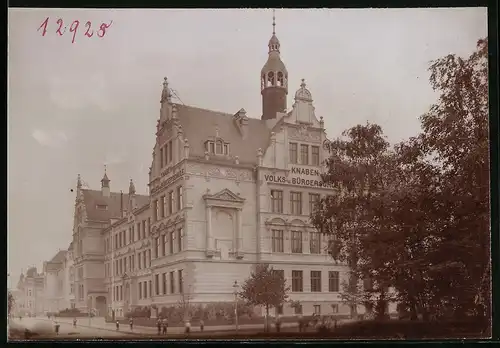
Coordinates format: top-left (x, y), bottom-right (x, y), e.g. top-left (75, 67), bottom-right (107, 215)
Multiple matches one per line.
top-left (15, 267), bottom-right (45, 316)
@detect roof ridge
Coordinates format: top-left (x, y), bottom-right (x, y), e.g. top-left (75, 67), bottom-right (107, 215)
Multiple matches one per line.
top-left (176, 103), bottom-right (264, 122)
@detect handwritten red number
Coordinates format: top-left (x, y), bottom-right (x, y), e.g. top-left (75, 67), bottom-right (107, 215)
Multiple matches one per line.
top-left (38, 17), bottom-right (49, 36)
top-left (84, 21), bottom-right (93, 38)
top-left (69, 20), bottom-right (80, 44)
top-left (97, 20), bottom-right (113, 38)
top-left (56, 19), bottom-right (66, 36)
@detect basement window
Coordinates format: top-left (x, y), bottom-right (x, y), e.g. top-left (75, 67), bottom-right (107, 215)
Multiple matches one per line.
top-left (96, 204), bottom-right (108, 211)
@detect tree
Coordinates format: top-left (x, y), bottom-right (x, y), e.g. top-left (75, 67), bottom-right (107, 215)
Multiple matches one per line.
top-left (238, 264), bottom-right (290, 330)
top-left (8, 291), bottom-right (15, 316)
top-left (312, 123), bottom-right (392, 318)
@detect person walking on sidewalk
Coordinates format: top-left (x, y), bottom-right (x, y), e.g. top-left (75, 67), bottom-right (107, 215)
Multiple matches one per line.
top-left (54, 321), bottom-right (60, 336)
top-left (157, 318), bottom-right (162, 335)
top-left (184, 320), bottom-right (191, 334)
top-left (162, 318), bottom-right (168, 335)
top-left (73, 317), bottom-right (77, 328)
top-left (116, 320), bottom-right (120, 331)
top-left (199, 319), bottom-right (204, 332)
top-left (129, 318), bottom-right (134, 331)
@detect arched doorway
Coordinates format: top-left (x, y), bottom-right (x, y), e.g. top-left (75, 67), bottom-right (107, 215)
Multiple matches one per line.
top-left (95, 296), bottom-right (107, 317)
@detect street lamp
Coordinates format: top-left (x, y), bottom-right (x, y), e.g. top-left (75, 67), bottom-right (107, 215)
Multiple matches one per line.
top-left (232, 280), bottom-right (239, 333)
top-left (87, 295), bottom-right (92, 326)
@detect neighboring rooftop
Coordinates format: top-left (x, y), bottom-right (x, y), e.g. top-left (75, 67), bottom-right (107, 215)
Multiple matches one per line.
top-left (81, 189), bottom-right (149, 222)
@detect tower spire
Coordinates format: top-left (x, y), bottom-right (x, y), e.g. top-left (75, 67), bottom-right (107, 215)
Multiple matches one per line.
top-left (272, 9), bottom-right (276, 35)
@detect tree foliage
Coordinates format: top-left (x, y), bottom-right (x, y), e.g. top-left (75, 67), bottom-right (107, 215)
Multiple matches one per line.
top-left (312, 38), bottom-right (489, 322)
top-left (238, 263), bottom-right (290, 317)
top-left (8, 291), bottom-right (15, 315)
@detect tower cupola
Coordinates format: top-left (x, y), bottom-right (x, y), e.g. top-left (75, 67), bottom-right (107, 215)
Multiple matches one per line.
top-left (261, 10), bottom-right (288, 120)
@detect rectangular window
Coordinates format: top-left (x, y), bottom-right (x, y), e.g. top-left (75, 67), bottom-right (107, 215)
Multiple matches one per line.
top-left (289, 142), bottom-right (298, 164)
top-left (138, 252), bottom-right (142, 269)
top-left (148, 218), bottom-right (151, 235)
top-left (143, 252), bottom-right (147, 269)
top-left (216, 141), bottom-right (223, 154)
top-left (155, 274), bottom-right (159, 295)
top-left (311, 271), bottom-right (322, 292)
top-left (178, 228), bottom-right (183, 252)
top-left (329, 271), bottom-right (340, 292)
top-left (300, 144), bottom-right (309, 165)
top-left (309, 193), bottom-right (320, 215)
top-left (176, 186), bottom-right (183, 211)
top-left (159, 196), bottom-right (165, 218)
top-left (209, 142), bottom-right (215, 154)
top-left (314, 305), bottom-right (321, 315)
top-left (138, 282), bottom-right (142, 299)
top-left (147, 249), bottom-right (151, 267)
top-left (160, 147), bottom-right (164, 168)
top-left (272, 229), bottom-right (284, 253)
top-left (154, 237), bottom-right (159, 258)
top-left (273, 269), bottom-right (285, 280)
top-left (331, 304), bottom-right (339, 313)
top-left (292, 270), bottom-right (303, 292)
top-left (291, 231), bottom-right (303, 253)
top-left (178, 270), bottom-right (184, 294)
top-left (223, 144), bottom-right (228, 155)
top-left (168, 191), bottom-right (174, 215)
top-left (118, 232), bottom-right (122, 248)
top-left (162, 273), bottom-right (167, 295)
top-left (161, 235), bottom-right (166, 257)
top-left (131, 255), bottom-right (135, 270)
top-left (170, 231), bottom-right (175, 254)
top-left (164, 144), bottom-right (168, 165)
top-left (168, 140), bottom-right (173, 163)
top-left (290, 192), bottom-right (302, 215)
top-left (310, 232), bottom-right (321, 254)
top-left (142, 220), bottom-right (147, 239)
top-left (148, 280), bottom-right (152, 297)
top-left (143, 282), bottom-right (147, 298)
top-left (153, 200), bottom-right (158, 221)
top-left (312, 146), bottom-right (320, 166)
top-left (170, 272), bottom-right (175, 294)
top-left (270, 190), bottom-right (283, 213)
top-left (136, 223), bottom-right (141, 241)
top-left (124, 257), bottom-right (127, 272)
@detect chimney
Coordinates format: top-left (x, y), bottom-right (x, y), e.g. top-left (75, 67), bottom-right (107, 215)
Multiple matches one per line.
top-left (129, 179), bottom-right (136, 211)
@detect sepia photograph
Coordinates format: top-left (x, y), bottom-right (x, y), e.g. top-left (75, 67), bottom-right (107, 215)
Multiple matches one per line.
top-left (7, 7), bottom-right (490, 341)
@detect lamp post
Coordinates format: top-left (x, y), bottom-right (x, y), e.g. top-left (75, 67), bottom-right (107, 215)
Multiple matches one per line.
top-left (232, 280), bottom-right (239, 333)
top-left (87, 295), bottom-right (92, 326)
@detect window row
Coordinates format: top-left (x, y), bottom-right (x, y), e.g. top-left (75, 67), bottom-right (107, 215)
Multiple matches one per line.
top-left (105, 249), bottom-right (152, 278)
top-left (153, 228), bottom-right (184, 258)
top-left (283, 270), bottom-right (340, 293)
top-left (105, 217), bottom-right (151, 252)
top-left (204, 140), bottom-right (229, 156)
top-left (270, 190), bottom-right (321, 215)
top-left (153, 269), bottom-right (183, 296)
top-left (289, 142), bottom-right (320, 166)
top-left (159, 140), bottom-right (173, 169)
top-left (138, 280), bottom-right (153, 300)
top-left (153, 186), bottom-right (183, 222)
top-left (276, 303), bottom-right (339, 316)
top-left (271, 230), bottom-right (323, 254)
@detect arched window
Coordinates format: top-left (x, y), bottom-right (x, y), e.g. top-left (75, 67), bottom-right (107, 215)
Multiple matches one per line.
top-left (267, 72), bottom-right (275, 87)
top-left (277, 72), bottom-right (284, 87)
top-left (261, 74), bottom-right (266, 90)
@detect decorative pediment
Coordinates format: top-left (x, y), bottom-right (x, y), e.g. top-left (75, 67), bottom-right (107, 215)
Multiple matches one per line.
top-left (203, 188), bottom-right (245, 203)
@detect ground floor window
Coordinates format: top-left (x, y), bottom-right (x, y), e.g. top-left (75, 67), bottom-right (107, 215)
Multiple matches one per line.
top-left (314, 304), bottom-right (321, 315)
top-left (331, 304), bottom-right (339, 313)
top-left (294, 304), bottom-right (303, 315)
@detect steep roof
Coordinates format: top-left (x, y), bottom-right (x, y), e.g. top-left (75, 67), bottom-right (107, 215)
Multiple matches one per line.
top-left (49, 250), bottom-right (67, 263)
top-left (175, 104), bottom-right (271, 165)
top-left (82, 189), bottom-right (150, 222)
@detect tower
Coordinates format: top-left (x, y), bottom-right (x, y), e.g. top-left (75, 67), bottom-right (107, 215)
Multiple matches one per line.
top-left (261, 10), bottom-right (288, 120)
top-left (101, 166), bottom-right (110, 197)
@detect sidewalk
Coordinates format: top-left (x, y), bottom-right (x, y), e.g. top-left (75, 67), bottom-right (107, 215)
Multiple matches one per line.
top-left (37, 317), bottom-right (299, 335)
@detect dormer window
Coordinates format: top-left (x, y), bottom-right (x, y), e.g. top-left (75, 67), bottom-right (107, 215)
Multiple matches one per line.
top-left (205, 140), bottom-right (230, 156)
top-left (96, 204), bottom-right (108, 211)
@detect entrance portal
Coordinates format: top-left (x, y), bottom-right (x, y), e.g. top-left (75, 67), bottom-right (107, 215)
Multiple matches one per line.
top-left (95, 296), bottom-right (107, 317)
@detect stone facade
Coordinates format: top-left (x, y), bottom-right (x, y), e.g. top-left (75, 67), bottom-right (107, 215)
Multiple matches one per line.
top-left (16, 267), bottom-right (45, 316)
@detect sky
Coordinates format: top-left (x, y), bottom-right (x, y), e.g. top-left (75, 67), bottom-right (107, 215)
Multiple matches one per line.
top-left (7, 8), bottom-right (487, 286)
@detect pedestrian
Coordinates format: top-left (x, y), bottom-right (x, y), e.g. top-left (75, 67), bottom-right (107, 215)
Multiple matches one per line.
top-left (199, 319), bottom-right (204, 332)
top-left (73, 317), bottom-right (77, 328)
top-left (157, 318), bottom-right (162, 335)
top-left (162, 318), bottom-right (168, 335)
top-left (275, 315), bottom-right (282, 333)
top-left (116, 320), bottom-right (120, 331)
top-left (184, 320), bottom-right (191, 334)
top-left (54, 321), bottom-right (60, 336)
top-left (129, 318), bottom-right (134, 331)
top-left (297, 314), bottom-right (303, 332)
